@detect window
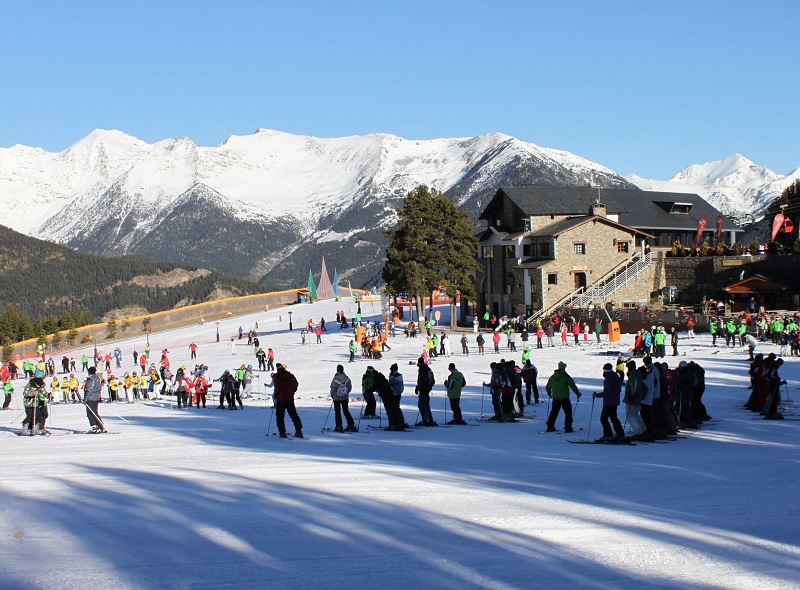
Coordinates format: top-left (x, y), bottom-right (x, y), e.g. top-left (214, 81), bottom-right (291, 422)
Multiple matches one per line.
top-left (522, 244), bottom-right (531, 257)
top-left (669, 203), bottom-right (693, 214)
top-left (539, 242), bottom-right (550, 257)
top-left (482, 246), bottom-right (494, 259)
top-left (617, 241), bottom-right (629, 253)
top-left (547, 273), bottom-right (558, 285)
top-left (505, 245), bottom-right (516, 259)
top-left (573, 243), bottom-right (586, 255)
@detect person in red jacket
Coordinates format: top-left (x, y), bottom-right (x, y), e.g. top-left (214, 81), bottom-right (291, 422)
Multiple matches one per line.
top-left (271, 364), bottom-right (303, 438)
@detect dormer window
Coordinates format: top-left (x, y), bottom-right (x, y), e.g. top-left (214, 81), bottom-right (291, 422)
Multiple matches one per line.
top-left (670, 203), bottom-right (693, 214)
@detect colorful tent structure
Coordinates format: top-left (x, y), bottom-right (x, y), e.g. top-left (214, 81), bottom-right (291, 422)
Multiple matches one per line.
top-left (307, 270), bottom-right (318, 301)
top-left (316, 257), bottom-right (334, 300)
top-left (332, 267), bottom-right (340, 297)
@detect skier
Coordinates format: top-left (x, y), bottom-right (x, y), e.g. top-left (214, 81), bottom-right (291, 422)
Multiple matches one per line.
top-left (230, 338), bottom-right (237, 355)
top-left (444, 363), bottom-right (467, 425)
top-left (476, 332), bottom-right (485, 355)
top-left (414, 357), bottom-right (437, 426)
top-left (521, 359), bottom-right (539, 404)
top-left (82, 366), bottom-right (106, 433)
top-left (329, 365), bottom-right (357, 432)
top-left (2, 380), bottom-right (13, 410)
top-left (189, 342), bottom-right (198, 359)
top-left (271, 364), bottom-right (303, 438)
top-left (623, 360), bottom-right (646, 439)
top-left (348, 340), bottom-right (356, 362)
top-left (267, 348), bottom-right (275, 372)
top-left (545, 361), bottom-right (581, 432)
top-left (20, 377), bottom-right (50, 435)
top-left (360, 368), bottom-right (378, 418)
top-left (460, 334), bottom-right (469, 355)
top-left (366, 366), bottom-right (404, 430)
top-left (217, 370), bottom-right (233, 409)
top-left (388, 363), bottom-right (407, 428)
top-left (256, 347), bottom-right (267, 371)
top-left (594, 363), bottom-right (626, 442)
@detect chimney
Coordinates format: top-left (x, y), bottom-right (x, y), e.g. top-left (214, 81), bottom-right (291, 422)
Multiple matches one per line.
top-left (591, 201), bottom-right (607, 217)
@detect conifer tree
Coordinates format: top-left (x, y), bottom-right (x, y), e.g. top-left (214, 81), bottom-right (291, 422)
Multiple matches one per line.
top-left (383, 185), bottom-right (480, 328)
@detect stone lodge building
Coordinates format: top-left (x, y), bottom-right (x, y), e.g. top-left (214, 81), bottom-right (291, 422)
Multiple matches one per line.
top-left (473, 186), bottom-right (743, 321)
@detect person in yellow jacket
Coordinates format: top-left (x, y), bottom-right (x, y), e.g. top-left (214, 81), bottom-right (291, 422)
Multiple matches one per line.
top-left (139, 373), bottom-right (149, 400)
top-left (149, 369), bottom-right (161, 399)
top-left (108, 374), bottom-right (119, 402)
top-left (68, 374), bottom-right (79, 403)
top-left (50, 376), bottom-right (62, 404)
top-left (123, 373), bottom-right (134, 403)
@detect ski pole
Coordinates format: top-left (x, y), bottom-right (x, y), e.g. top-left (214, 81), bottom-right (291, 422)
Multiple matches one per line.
top-left (31, 397), bottom-right (37, 437)
top-left (378, 396), bottom-right (383, 429)
top-left (444, 393), bottom-right (448, 425)
top-left (480, 383), bottom-right (485, 419)
top-left (76, 394), bottom-right (106, 430)
top-left (783, 381), bottom-right (793, 403)
top-left (322, 400), bottom-right (333, 432)
top-left (266, 405), bottom-right (275, 436)
top-left (356, 396), bottom-right (366, 430)
top-left (586, 393), bottom-right (596, 442)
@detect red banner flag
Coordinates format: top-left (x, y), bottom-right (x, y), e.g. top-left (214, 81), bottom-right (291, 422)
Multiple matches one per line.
top-left (695, 217), bottom-right (707, 249)
top-left (716, 215), bottom-right (724, 244)
top-left (772, 214), bottom-right (784, 242)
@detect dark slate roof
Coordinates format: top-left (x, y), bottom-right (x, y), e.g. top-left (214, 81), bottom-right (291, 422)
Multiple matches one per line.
top-left (481, 186), bottom-right (743, 232)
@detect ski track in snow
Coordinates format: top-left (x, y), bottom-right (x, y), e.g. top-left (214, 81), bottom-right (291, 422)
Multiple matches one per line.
top-left (1, 298), bottom-right (799, 589)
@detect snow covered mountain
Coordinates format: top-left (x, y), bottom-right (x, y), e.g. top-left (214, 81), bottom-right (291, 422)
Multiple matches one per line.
top-left (627, 154), bottom-right (800, 222)
top-left (0, 129), bottom-right (633, 288)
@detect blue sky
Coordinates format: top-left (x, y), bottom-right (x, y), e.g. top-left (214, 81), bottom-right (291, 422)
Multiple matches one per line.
top-left (1, 1), bottom-right (797, 178)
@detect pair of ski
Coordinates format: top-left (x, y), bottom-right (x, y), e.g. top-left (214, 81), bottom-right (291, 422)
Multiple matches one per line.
top-left (538, 427), bottom-right (583, 434)
top-left (269, 432), bottom-right (308, 440)
top-left (473, 417), bottom-right (531, 424)
top-left (567, 438), bottom-right (637, 446)
top-left (321, 427), bottom-right (363, 434)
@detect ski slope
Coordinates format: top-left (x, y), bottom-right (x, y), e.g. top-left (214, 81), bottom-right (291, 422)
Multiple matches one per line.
top-left (1, 297), bottom-right (798, 589)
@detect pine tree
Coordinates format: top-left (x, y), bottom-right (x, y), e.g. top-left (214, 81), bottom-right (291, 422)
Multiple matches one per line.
top-left (383, 185), bottom-right (480, 327)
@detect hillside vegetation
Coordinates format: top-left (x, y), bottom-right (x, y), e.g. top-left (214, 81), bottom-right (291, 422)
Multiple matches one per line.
top-left (0, 224), bottom-right (270, 344)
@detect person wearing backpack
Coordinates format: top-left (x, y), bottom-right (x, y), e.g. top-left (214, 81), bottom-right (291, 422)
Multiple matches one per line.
top-left (329, 365), bottom-right (356, 432)
top-left (388, 363), bottom-right (407, 428)
top-left (414, 357), bottom-right (437, 426)
top-left (544, 361), bottom-right (581, 432)
top-left (444, 363), bottom-right (467, 425)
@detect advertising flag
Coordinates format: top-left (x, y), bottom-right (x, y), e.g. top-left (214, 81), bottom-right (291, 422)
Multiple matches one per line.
top-left (771, 214), bottom-right (784, 242)
top-left (695, 217), bottom-right (707, 249)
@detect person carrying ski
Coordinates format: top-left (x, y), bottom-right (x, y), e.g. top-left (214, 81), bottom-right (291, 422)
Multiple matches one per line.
top-left (594, 363), bottom-right (625, 442)
top-left (545, 361), bottom-right (581, 432)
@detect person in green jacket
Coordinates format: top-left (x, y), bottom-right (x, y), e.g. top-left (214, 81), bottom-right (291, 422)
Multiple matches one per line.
top-left (444, 363), bottom-right (467, 425)
top-left (545, 361), bottom-right (582, 432)
top-left (348, 339), bottom-right (356, 362)
top-left (709, 320), bottom-right (718, 347)
top-left (724, 320), bottom-right (737, 347)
